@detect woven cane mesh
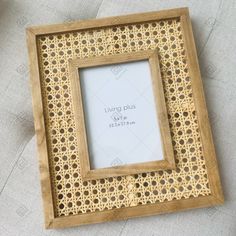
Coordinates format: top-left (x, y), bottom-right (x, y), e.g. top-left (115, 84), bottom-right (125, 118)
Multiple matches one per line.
top-left (36, 17), bottom-right (211, 217)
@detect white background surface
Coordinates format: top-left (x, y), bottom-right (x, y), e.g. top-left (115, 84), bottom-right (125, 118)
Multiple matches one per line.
top-left (80, 61), bottom-right (163, 169)
top-left (0, 0), bottom-right (235, 235)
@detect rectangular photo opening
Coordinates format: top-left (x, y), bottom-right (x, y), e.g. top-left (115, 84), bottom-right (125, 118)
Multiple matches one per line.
top-left (79, 60), bottom-right (164, 170)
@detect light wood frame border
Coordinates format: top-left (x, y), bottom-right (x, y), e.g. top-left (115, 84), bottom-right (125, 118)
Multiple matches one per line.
top-left (68, 49), bottom-right (175, 180)
top-left (26, 7), bottom-right (224, 229)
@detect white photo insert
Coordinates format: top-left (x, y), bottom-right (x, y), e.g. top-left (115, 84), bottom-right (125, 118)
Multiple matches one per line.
top-left (79, 60), bottom-right (164, 170)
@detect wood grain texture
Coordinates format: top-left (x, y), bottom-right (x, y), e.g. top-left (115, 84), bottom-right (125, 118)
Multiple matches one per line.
top-left (26, 29), bottom-right (55, 228)
top-left (180, 13), bottom-right (224, 203)
top-left (27, 8), bottom-right (188, 35)
top-left (47, 195), bottom-right (223, 229)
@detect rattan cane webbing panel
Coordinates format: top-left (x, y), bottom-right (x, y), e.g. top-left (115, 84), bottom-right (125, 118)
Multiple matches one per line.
top-left (36, 17), bottom-right (211, 217)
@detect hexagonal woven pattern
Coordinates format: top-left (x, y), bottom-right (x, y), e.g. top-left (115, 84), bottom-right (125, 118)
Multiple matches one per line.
top-left (36, 17), bottom-right (211, 217)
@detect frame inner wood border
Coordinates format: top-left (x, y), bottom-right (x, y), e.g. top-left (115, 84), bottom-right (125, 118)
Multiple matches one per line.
top-left (69, 49), bottom-right (176, 180)
top-left (26, 7), bottom-right (224, 229)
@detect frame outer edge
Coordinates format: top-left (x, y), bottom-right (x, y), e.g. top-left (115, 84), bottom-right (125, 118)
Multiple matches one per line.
top-left (180, 11), bottom-right (224, 203)
top-left (26, 7), bottom-right (189, 35)
top-left (26, 8), bottom-right (224, 229)
top-left (47, 195), bottom-right (222, 229)
top-left (26, 28), bottom-right (56, 228)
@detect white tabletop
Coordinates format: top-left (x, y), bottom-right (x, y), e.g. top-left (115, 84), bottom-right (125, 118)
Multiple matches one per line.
top-left (0, 1), bottom-right (235, 235)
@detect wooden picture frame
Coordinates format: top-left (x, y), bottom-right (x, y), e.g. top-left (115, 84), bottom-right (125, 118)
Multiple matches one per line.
top-left (69, 49), bottom-right (175, 180)
top-left (26, 7), bottom-right (224, 229)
